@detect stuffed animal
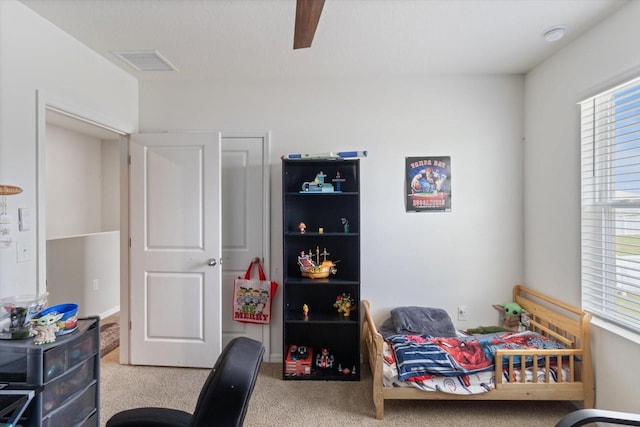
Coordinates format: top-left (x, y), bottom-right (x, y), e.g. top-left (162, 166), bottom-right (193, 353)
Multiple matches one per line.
top-left (492, 302), bottom-right (527, 332)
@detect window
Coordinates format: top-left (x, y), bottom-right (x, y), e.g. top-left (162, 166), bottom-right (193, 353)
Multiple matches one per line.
top-left (580, 76), bottom-right (640, 334)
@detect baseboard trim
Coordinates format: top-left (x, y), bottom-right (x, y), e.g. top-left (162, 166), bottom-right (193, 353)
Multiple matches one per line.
top-left (99, 306), bottom-right (120, 319)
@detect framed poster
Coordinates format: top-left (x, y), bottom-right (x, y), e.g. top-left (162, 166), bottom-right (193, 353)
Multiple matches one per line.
top-left (405, 156), bottom-right (451, 212)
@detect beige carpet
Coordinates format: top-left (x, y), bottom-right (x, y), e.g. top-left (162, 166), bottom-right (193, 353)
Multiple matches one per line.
top-left (100, 350), bottom-right (578, 427)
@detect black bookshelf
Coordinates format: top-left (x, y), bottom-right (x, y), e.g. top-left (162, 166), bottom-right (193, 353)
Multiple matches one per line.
top-left (282, 159), bottom-right (361, 381)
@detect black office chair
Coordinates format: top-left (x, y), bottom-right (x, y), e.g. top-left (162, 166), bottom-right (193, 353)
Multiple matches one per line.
top-left (106, 337), bottom-right (265, 427)
top-left (555, 409), bottom-right (640, 427)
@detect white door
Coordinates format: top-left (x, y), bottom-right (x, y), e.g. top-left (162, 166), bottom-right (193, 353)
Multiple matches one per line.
top-left (221, 135), bottom-right (269, 351)
top-left (129, 132), bottom-right (221, 368)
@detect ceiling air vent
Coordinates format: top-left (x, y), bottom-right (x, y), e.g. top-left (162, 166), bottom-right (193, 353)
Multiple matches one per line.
top-left (113, 50), bottom-right (178, 72)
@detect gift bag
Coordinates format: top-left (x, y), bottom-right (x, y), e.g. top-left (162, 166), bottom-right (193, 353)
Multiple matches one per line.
top-left (233, 259), bottom-right (277, 324)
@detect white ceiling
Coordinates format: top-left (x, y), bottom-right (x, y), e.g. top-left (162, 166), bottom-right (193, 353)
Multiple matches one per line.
top-left (21, 0), bottom-right (628, 81)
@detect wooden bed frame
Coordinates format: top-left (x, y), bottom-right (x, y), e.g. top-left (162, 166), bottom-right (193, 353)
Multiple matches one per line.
top-left (362, 285), bottom-right (595, 420)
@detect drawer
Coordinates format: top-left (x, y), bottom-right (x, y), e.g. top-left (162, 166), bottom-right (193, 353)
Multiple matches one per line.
top-left (42, 357), bottom-right (95, 416)
top-left (42, 383), bottom-right (97, 427)
top-left (78, 410), bottom-right (98, 427)
top-left (44, 327), bottom-right (97, 382)
top-left (0, 351), bottom-right (29, 383)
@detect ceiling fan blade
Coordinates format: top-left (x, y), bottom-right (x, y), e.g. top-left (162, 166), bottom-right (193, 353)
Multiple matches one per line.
top-left (293, 0), bottom-right (325, 49)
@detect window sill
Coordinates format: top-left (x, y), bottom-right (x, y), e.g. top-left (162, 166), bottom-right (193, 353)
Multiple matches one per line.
top-left (590, 317), bottom-right (640, 345)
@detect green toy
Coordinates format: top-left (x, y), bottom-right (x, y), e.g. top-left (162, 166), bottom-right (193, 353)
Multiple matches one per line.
top-left (465, 325), bottom-right (511, 335)
top-left (467, 302), bottom-right (530, 335)
top-left (492, 302), bottom-right (525, 332)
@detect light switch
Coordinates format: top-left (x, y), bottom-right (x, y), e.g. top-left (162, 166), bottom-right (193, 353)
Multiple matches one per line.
top-left (18, 208), bottom-right (31, 231)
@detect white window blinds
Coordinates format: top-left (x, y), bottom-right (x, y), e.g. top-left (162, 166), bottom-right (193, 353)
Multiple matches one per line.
top-left (580, 76), bottom-right (640, 334)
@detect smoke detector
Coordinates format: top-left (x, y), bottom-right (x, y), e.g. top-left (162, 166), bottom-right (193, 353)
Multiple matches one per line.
top-left (542, 26), bottom-right (567, 42)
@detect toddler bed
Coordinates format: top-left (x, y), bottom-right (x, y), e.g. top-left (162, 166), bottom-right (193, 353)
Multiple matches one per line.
top-left (362, 285), bottom-right (595, 420)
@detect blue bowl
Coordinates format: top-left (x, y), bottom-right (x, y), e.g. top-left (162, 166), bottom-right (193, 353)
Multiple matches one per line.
top-left (38, 303), bottom-right (78, 333)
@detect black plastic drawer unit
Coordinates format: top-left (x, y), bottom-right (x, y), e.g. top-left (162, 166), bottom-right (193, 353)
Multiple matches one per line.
top-left (0, 317), bottom-right (100, 427)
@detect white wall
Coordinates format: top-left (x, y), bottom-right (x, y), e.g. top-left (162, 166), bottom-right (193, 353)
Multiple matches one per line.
top-left (0, 0), bottom-right (137, 298)
top-left (47, 231), bottom-right (120, 318)
top-left (45, 124), bottom-right (103, 238)
top-left (140, 74), bottom-right (525, 359)
top-left (524, 1), bottom-right (640, 413)
top-left (45, 124), bottom-right (120, 238)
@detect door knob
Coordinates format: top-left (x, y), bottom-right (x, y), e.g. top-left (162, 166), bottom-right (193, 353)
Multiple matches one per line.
top-left (207, 258), bottom-right (217, 266)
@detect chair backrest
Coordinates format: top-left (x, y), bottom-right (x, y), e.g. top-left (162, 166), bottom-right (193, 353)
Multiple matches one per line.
top-left (555, 409), bottom-right (640, 427)
top-left (190, 337), bottom-right (265, 427)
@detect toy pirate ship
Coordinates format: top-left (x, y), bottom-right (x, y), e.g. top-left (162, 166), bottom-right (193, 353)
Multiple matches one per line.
top-left (298, 246), bottom-right (338, 279)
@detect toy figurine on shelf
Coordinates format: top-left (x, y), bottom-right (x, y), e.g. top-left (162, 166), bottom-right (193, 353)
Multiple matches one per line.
top-left (316, 348), bottom-right (334, 369)
top-left (337, 363), bottom-right (357, 375)
top-left (302, 304), bottom-right (309, 319)
top-left (341, 217), bottom-right (349, 233)
top-left (333, 293), bottom-right (356, 317)
top-left (298, 222), bottom-right (306, 234)
top-left (289, 345), bottom-right (309, 361)
top-left (332, 171), bottom-right (345, 192)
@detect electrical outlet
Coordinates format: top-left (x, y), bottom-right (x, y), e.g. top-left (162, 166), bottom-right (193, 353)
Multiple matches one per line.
top-left (16, 240), bottom-right (32, 263)
top-left (458, 305), bottom-right (469, 321)
top-left (92, 279), bottom-right (99, 291)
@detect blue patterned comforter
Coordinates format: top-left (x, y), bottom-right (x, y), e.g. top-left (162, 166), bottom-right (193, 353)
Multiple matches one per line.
top-left (389, 330), bottom-right (566, 381)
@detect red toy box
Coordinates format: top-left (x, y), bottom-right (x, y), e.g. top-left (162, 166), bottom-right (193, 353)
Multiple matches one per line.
top-left (285, 345), bottom-right (312, 375)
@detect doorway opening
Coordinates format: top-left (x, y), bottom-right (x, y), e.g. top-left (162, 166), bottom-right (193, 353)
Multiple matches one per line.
top-left (44, 110), bottom-right (122, 319)
top-left (36, 91), bottom-right (132, 361)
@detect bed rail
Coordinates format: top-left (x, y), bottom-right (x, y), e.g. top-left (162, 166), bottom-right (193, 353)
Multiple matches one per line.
top-left (495, 348), bottom-right (582, 384)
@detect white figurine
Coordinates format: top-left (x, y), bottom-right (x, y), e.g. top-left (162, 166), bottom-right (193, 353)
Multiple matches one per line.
top-left (30, 313), bottom-right (63, 344)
